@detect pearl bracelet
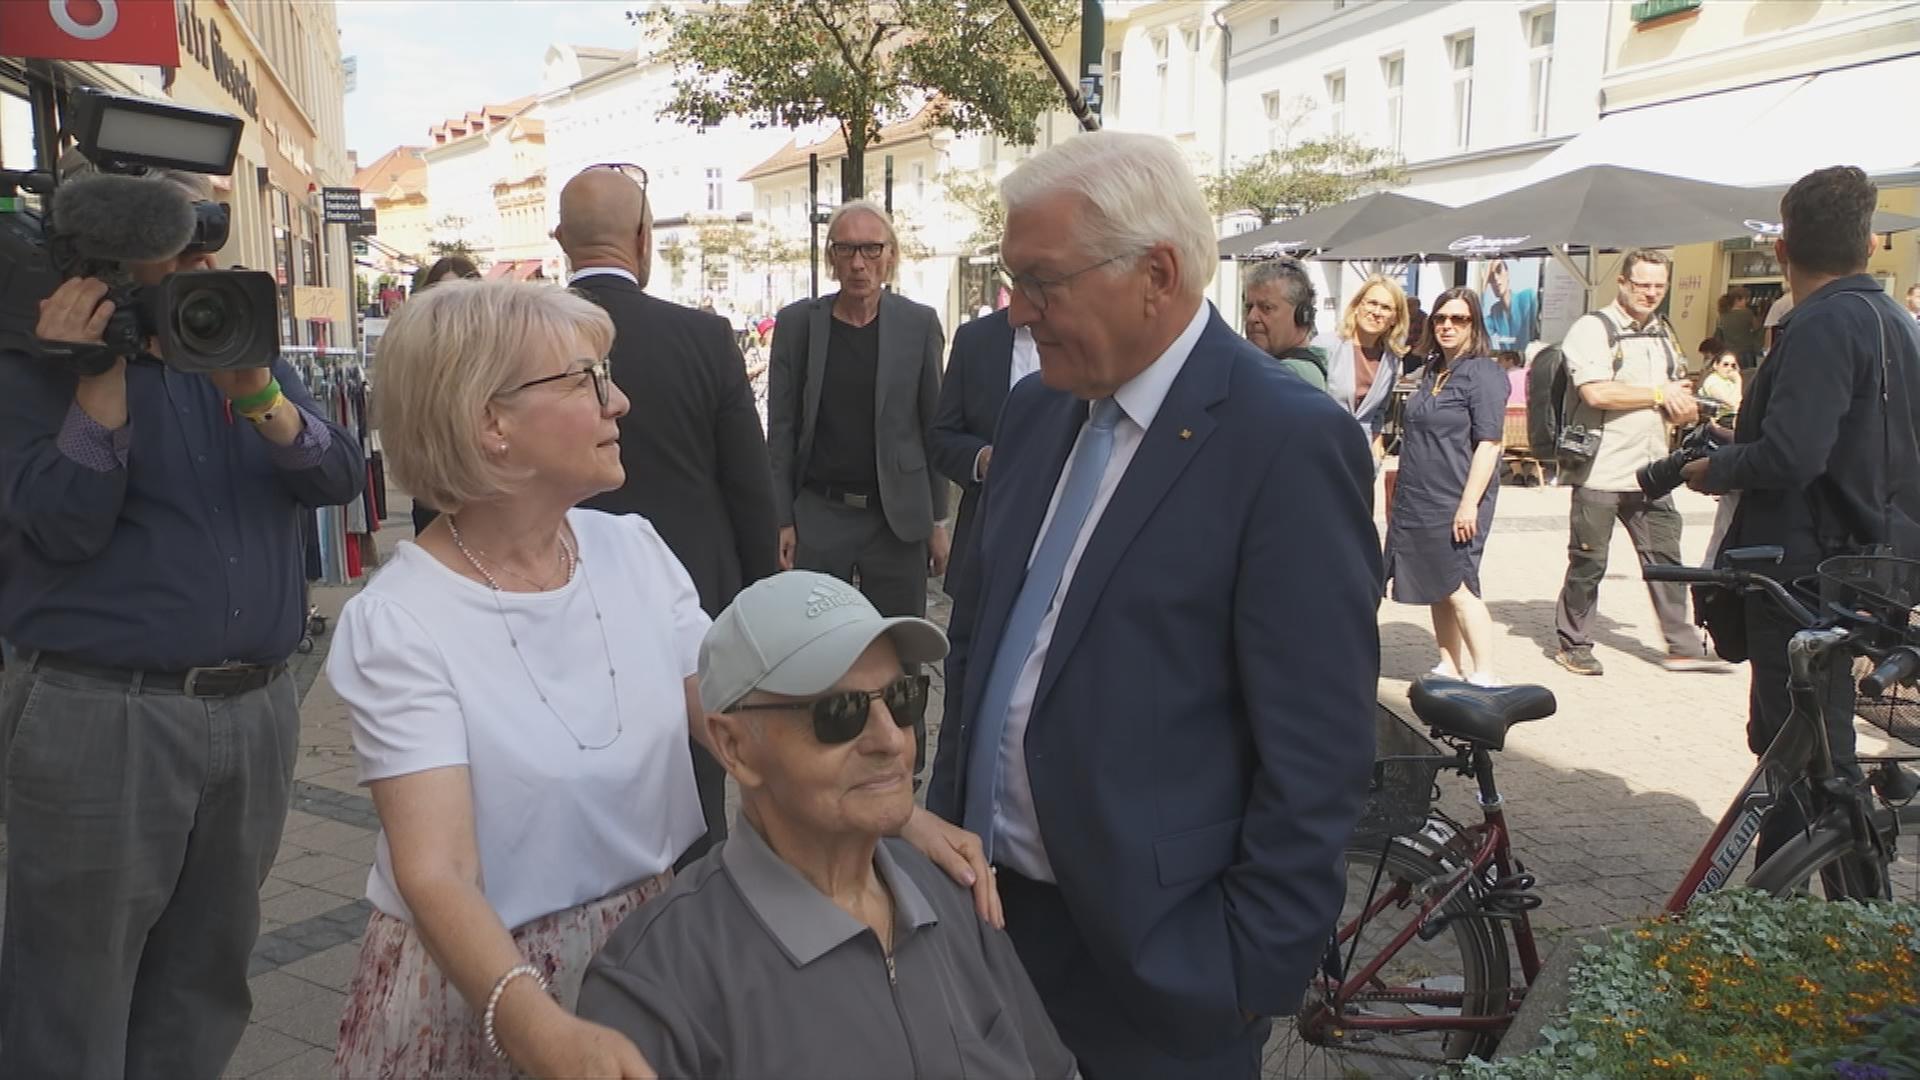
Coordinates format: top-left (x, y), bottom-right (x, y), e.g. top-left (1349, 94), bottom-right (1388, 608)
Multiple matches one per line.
top-left (482, 962), bottom-right (549, 1062)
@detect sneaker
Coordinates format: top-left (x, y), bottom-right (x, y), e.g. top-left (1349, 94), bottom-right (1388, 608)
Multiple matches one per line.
top-left (1467, 672), bottom-right (1504, 688)
top-left (1663, 653), bottom-right (1726, 673)
top-left (1430, 662), bottom-right (1462, 680)
top-left (1555, 647), bottom-right (1604, 676)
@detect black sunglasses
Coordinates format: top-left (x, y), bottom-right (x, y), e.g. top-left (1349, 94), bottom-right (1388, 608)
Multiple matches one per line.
top-left (587, 162), bottom-right (648, 190)
top-left (725, 674), bottom-right (929, 745)
top-left (502, 357), bottom-right (613, 408)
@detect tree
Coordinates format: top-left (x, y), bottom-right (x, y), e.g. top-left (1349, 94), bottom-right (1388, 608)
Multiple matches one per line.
top-left (1206, 136), bottom-right (1409, 227)
top-left (940, 167), bottom-right (1006, 255)
top-left (427, 214), bottom-right (476, 261)
top-left (631, 0), bottom-right (1076, 199)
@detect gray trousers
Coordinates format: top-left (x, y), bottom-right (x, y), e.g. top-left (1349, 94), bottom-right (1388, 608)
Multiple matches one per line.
top-left (0, 660), bottom-right (301, 1080)
top-left (1554, 486), bottom-right (1700, 655)
top-left (794, 488), bottom-right (929, 618)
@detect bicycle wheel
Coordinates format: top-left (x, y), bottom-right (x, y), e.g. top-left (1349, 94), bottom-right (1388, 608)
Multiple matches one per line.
top-left (1746, 801), bottom-right (1920, 903)
top-left (1263, 836), bottom-right (1512, 1078)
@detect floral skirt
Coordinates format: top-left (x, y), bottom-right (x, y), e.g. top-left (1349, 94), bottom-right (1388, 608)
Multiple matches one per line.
top-left (332, 873), bottom-right (671, 1080)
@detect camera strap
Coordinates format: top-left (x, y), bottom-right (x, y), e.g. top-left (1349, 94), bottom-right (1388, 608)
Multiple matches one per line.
top-left (31, 337), bottom-right (120, 379)
top-left (1805, 292), bottom-right (1901, 554)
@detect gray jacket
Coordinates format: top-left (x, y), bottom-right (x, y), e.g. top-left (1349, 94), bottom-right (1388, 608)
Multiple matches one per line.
top-left (1315, 331), bottom-right (1403, 434)
top-left (766, 290), bottom-right (949, 543)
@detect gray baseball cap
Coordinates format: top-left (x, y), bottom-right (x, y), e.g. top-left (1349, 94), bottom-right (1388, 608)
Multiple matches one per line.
top-left (698, 571), bottom-right (950, 714)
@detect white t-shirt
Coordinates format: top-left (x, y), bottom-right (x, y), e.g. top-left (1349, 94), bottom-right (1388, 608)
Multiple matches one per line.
top-left (327, 509), bottom-right (708, 930)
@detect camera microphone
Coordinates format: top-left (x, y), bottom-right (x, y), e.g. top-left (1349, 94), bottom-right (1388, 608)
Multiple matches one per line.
top-left (51, 173), bottom-right (197, 264)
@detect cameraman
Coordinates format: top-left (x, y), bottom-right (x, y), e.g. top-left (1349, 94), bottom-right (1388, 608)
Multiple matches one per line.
top-left (0, 167), bottom-right (365, 1077)
top-left (1683, 165), bottom-right (1920, 862)
top-left (1552, 250), bottom-right (1719, 677)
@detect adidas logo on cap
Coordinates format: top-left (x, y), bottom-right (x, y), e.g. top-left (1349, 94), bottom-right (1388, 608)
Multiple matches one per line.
top-left (804, 581), bottom-right (865, 619)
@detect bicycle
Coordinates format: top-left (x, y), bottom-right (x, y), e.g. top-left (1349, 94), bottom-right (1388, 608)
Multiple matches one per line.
top-left (1263, 551), bottom-right (1920, 1078)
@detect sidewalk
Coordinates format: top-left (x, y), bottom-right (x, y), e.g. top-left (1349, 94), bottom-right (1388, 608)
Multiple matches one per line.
top-left (10, 483), bottom-right (1888, 1077)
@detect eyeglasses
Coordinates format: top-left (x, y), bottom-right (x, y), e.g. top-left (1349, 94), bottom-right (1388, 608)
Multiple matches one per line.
top-left (501, 357), bottom-right (613, 408)
top-left (1625, 279), bottom-right (1667, 294)
top-left (586, 162), bottom-right (648, 191)
top-left (827, 240), bottom-right (889, 263)
top-left (1359, 298), bottom-right (1396, 315)
top-left (1431, 313), bottom-right (1475, 327)
top-left (998, 253), bottom-right (1134, 313)
top-left (724, 674), bottom-right (929, 745)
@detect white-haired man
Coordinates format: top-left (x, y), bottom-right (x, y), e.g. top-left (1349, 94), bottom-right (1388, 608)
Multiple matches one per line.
top-left (927, 131), bottom-right (1382, 1078)
top-left (766, 200), bottom-right (949, 621)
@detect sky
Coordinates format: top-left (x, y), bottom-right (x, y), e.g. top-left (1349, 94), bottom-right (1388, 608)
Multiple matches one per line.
top-left (338, 0), bottom-right (636, 163)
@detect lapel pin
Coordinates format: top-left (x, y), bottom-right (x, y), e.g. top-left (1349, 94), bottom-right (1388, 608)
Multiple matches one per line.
top-left (1179, 428), bottom-right (1193, 440)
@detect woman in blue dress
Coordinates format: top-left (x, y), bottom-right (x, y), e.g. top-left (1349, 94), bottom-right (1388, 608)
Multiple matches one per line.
top-left (1383, 287), bottom-right (1508, 685)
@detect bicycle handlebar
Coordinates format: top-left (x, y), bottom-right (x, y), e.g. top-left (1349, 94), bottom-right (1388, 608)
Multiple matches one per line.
top-left (1861, 646), bottom-right (1920, 698)
top-left (1643, 564), bottom-right (1820, 627)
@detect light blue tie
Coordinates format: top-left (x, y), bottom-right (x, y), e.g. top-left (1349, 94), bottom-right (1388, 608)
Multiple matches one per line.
top-left (963, 398), bottom-right (1123, 854)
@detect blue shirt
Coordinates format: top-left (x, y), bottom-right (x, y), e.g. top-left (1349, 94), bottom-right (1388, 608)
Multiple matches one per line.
top-left (1484, 288), bottom-right (1540, 353)
top-left (0, 351), bottom-right (365, 669)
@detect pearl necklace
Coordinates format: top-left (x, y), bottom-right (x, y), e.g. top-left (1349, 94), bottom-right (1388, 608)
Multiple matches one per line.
top-left (448, 515), bottom-right (623, 751)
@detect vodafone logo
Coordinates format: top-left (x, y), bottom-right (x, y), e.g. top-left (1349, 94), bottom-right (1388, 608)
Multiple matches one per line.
top-left (48, 0), bottom-right (118, 41)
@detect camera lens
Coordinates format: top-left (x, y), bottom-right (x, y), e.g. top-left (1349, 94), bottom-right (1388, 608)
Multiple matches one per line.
top-left (175, 287), bottom-right (238, 353)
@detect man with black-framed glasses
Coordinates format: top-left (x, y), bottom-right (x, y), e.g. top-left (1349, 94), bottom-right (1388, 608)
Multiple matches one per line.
top-left (766, 199), bottom-right (949, 623)
top-left (579, 570), bottom-right (1072, 1079)
top-left (557, 164), bottom-right (780, 864)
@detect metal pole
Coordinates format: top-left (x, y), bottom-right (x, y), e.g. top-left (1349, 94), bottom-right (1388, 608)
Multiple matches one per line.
top-left (809, 153), bottom-right (820, 299)
top-left (1005, 0), bottom-right (1099, 132)
top-left (884, 156), bottom-right (894, 216)
top-left (1079, 0), bottom-right (1105, 122)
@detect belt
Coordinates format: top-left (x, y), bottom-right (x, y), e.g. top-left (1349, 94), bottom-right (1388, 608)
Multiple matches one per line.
top-left (24, 650), bottom-right (285, 698)
top-left (804, 481), bottom-right (878, 510)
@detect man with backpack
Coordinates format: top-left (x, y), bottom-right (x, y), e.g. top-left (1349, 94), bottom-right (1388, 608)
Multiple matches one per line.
top-left (1550, 249), bottom-right (1719, 676)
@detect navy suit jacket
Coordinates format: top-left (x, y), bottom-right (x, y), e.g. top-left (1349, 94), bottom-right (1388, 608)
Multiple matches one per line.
top-left (929, 310), bottom-right (1016, 599)
top-left (928, 308), bottom-right (1383, 1055)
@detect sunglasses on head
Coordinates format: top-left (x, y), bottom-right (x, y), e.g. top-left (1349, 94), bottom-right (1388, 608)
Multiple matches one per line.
top-left (725, 674), bottom-right (929, 745)
top-left (587, 162), bottom-right (648, 190)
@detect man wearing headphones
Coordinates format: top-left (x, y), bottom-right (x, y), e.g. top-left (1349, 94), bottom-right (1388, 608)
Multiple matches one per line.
top-left (1241, 257), bottom-right (1330, 391)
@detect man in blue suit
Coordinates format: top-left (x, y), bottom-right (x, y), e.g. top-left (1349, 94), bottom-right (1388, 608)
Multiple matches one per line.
top-left (927, 131), bottom-right (1382, 1079)
top-left (929, 309), bottom-right (1040, 601)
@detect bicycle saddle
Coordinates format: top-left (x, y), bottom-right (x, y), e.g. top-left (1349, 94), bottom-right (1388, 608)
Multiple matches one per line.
top-left (1409, 677), bottom-right (1557, 751)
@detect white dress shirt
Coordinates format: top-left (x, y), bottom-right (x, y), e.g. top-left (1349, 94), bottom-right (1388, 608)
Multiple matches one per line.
top-left (990, 301), bottom-right (1212, 882)
top-left (974, 326), bottom-right (1047, 483)
top-left (568, 267), bottom-right (640, 287)
top-left (1010, 325), bottom-right (1041, 388)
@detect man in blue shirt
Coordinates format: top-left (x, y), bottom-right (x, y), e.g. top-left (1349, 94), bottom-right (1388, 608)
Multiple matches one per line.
top-left (1482, 258), bottom-right (1541, 354)
top-left (0, 167), bottom-right (364, 1078)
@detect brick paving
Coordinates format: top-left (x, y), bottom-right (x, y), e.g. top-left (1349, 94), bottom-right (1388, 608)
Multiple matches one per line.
top-left (6, 482), bottom-right (1906, 1077)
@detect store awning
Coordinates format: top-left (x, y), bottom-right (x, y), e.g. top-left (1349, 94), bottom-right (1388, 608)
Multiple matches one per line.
top-left (484, 259), bottom-right (545, 282)
top-left (1495, 54), bottom-right (1920, 194)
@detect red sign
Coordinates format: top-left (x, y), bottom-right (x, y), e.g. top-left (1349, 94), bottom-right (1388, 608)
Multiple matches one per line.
top-left (0, 1), bottom-right (181, 67)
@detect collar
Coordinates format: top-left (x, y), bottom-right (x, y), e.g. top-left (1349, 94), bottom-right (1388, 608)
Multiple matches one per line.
top-left (568, 267), bottom-right (638, 286)
top-left (1799, 273), bottom-right (1885, 309)
top-left (721, 812), bottom-right (940, 968)
top-left (1112, 300), bottom-right (1210, 432)
top-left (1603, 300), bottom-right (1658, 332)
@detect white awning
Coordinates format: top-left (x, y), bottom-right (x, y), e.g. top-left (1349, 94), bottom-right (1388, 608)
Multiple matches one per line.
top-left (1495, 54), bottom-right (1920, 194)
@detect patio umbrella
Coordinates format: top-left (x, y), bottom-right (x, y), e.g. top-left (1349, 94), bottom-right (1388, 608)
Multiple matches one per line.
top-left (1322, 165), bottom-right (1920, 264)
top-left (1216, 192), bottom-right (1447, 260)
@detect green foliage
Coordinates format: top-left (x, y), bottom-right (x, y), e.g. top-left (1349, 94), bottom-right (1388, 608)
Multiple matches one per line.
top-left (694, 221), bottom-right (805, 270)
top-left (1206, 137), bottom-right (1407, 226)
top-left (1449, 890), bottom-right (1920, 1080)
top-left (632, 0), bottom-right (1076, 198)
top-left (939, 167), bottom-right (1005, 254)
top-left (427, 214), bottom-right (475, 260)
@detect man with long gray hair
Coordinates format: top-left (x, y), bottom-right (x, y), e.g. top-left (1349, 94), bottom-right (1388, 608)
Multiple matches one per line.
top-left (927, 131), bottom-right (1381, 1078)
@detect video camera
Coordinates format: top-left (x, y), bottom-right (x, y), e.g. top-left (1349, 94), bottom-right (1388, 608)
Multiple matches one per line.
top-left (1636, 394), bottom-right (1733, 500)
top-left (0, 88), bottom-right (279, 376)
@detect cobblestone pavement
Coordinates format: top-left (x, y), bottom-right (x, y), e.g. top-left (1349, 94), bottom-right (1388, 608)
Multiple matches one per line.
top-left (6, 483), bottom-right (1905, 1078)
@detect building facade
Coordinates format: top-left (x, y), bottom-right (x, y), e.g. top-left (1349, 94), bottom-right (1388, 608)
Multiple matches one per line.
top-left (419, 97), bottom-right (540, 272)
top-left (351, 144), bottom-right (429, 282)
top-left (538, 37), bottom-right (791, 306)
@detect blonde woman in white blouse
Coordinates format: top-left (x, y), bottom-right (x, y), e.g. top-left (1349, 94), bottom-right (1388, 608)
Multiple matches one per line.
top-left (328, 281), bottom-right (994, 1080)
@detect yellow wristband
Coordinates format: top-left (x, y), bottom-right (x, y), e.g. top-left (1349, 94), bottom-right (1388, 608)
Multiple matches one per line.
top-left (239, 392), bottom-right (287, 423)
top-left (1652, 385), bottom-right (1665, 408)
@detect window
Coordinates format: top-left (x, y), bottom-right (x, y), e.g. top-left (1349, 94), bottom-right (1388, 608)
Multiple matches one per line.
top-left (1262, 90), bottom-right (1284, 151)
top-left (1525, 7), bottom-right (1556, 137)
top-left (1448, 33), bottom-right (1475, 149)
top-left (1184, 27), bottom-right (1202, 126)
top-left (1269, 16), bottom-right (1280, 35)
top-left (1106, 49), bottom-right (1123, 116)
top-left (1381, 53), bottom-right (1405, 154)
top-left (1324, 72), bottom-right (1346, 136)
top-left (1153, 33), bottom-right (1170, 127)
top-left (705, 167), bottom-right (723, 212)
top-left (912, 162), bottom-right (925, 201)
